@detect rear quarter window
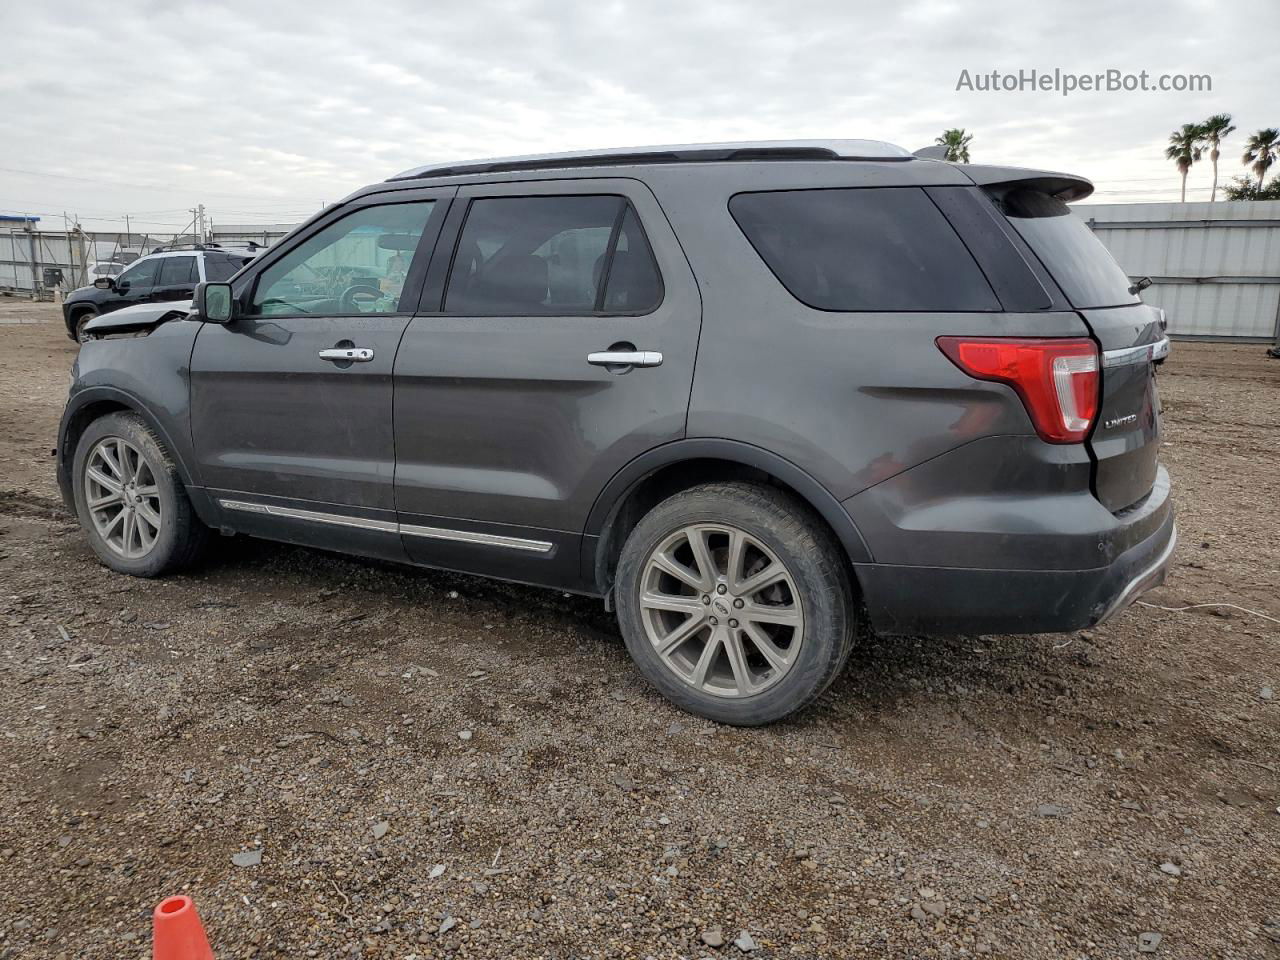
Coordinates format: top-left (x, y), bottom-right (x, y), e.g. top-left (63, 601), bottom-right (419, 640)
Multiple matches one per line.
top-left (204, 254), bottom-right (251, 282)
top-left (729, 187), bottom-right (999, 312)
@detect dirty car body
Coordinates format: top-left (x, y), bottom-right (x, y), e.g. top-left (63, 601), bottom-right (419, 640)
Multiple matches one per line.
top-left (57, 140), bottom-right (1175, 724)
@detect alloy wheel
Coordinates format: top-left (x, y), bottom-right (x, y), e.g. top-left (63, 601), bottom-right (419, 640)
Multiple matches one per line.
top-left (638, 523), bottom-right (804, 698)
top-left (83, 436), bottom-right (163, 559)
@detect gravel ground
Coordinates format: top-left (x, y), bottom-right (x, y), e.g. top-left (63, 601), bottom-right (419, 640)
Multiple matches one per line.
top-left (0, 300), bottom-right (1277, 960)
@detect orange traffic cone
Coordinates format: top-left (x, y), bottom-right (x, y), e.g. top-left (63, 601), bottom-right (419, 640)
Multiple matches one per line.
top-left (153, 895), bottom-right (215, 960)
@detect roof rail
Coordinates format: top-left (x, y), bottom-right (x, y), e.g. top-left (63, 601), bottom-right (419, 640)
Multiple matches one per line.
top-left (150, 241), bottom-right (209, 254)
top-left (206, 240), bottom-right (264, 251)
top-left (146, 240), bottom-right (264, 255)
top-left (389, 139), bottom-right (913, 181)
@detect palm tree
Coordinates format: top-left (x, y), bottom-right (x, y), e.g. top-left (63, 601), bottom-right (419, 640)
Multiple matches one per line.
top-left (1242, 128), bottom-right (1280, 190)
top-left (1200, 114), bottom-right (1235, 201)
top-left (1165, 123), bottom-right (1204, 202)
top-left (935, 128), bottom-right (973, 163)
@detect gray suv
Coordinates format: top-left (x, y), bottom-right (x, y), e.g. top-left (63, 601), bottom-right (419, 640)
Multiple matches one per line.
top-left (56, 140), bottom-right (1175, 725)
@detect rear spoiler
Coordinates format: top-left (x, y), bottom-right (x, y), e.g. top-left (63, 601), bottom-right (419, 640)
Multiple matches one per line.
top-left (957, 164), bottom-right (1094, 203)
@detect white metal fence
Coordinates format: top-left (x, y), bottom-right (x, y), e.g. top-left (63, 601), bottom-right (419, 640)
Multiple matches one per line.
top-left (0, 224), bottom-right (295, 298)
top-left (7, 202), bottom-right (1280, 344)
top-left (0, 229), bottom-right (93, 295)
top-left (205, 223), bottom-right (296, 248)
top-left (1077, 199), bottom-right (1280, 342)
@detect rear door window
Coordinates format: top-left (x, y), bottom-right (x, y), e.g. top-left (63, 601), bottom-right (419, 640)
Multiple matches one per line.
top-left (157, 256), bottom-right (197, 286)
top-left (992, 189), bottom-right (1138, 309)
top-left (444, 195), bottom-right (662, 316)
top-left (729, 187), bottom-right (999, 312)
top-left (601, 206), bottom-right (663, 312)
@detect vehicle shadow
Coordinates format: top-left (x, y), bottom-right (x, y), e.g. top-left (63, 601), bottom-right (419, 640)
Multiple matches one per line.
top-left (200, 535), bottom-right (1085, 727)
top-left (204, 533), bottom-right (619, 632)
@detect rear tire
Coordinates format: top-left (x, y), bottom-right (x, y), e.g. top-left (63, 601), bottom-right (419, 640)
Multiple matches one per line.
top-left (72, 412), bottom-right (209, 577)
top-left (615, 481), bottom-right (856, 725)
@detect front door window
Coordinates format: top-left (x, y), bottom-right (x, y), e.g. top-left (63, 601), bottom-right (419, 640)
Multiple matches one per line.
top-left (116, 257), bottom-right (159, 294)
top-left (250, 202), bottom-right (438, 316)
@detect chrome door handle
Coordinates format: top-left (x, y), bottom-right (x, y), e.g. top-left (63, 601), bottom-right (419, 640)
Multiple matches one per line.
top-left (587, 350), bottom-right (663, 368)
top-left (319, 347), bottom-right (374, 362)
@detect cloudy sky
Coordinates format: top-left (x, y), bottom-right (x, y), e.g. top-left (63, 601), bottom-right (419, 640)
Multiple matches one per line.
top-left (4, 0), bottom-right (1278, 232)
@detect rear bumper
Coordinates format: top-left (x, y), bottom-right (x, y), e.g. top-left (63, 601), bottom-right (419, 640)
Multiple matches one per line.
top-left (853, 509), bottom-right (1175, 635)
top-left (844, 434), bottom-right (1177, 635)
top-left (1094, 521), bottom-right (1177, 624)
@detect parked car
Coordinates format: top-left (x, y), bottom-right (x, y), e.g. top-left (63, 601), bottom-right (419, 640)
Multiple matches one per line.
top-left (56, 140), bottom-right (1175, 725)
top-left (61, 245), bottom-right (258, 342)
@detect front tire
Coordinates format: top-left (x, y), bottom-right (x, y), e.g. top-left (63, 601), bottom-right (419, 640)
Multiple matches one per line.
top-left (72, 412), bottom-right (209, 577)
top-left (73, 308), bottom-right (97, 343)
top-left (615, 482), bottom-right (857, 725)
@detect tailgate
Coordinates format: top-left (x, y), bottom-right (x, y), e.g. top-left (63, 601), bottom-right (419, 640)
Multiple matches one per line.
top-left (983, 183), bottom-right (1167, 514)
top-left (1079, 304), bottom-right (1167, 512)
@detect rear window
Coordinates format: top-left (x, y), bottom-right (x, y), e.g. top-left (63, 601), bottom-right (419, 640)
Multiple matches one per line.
top-left (729, 187), bottom-right (999, 312)
top-left (993, 189), bottom-right (1138, 309)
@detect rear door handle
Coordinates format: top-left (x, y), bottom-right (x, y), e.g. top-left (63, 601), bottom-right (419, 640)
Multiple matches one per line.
top-left (319, 347), bottom-right (374, 362)
top-left (587, 350), bottom-right (663, 368)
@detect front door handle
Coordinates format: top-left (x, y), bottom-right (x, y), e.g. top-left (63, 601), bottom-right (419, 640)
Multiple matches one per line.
top-left (587, 350), bottom-right (663, 368)
top-left (319, 347), bottom-right (374, 363)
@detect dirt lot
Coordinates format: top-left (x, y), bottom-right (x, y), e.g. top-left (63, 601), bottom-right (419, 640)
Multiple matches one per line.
top-left (0, 299), bottom-right (1276, 960)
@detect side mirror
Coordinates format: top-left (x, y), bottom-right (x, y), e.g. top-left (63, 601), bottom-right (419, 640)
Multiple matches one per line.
top-left (1129, 276), bottom-right (1153, 295)
top-left (193, 282), bottom-right (235, 324)
top-left (93, 277), bottom-right (115, 290)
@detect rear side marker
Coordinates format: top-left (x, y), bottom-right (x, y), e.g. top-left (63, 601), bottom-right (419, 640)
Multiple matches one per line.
top-left (936, 337), bottom-right (1100, 444)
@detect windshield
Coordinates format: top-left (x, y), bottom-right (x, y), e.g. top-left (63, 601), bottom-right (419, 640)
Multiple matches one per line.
top-left (993, 189), bottom-right (1138, 309)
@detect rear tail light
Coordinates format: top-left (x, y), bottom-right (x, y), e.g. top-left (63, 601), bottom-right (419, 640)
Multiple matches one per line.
top-left (936, 337), bottom-right (1100, 444)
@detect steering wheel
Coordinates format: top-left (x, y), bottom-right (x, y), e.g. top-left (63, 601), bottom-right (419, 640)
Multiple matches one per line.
top-left (338, 284), bottom-right (383, 313)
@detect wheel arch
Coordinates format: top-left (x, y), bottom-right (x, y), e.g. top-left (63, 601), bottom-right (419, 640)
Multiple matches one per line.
top-left (57, 388), bottom-right (197, 511)
top-left (583, 439), bottom-right (872, 596)
top-left (66, 303), bottom-right (98, 337)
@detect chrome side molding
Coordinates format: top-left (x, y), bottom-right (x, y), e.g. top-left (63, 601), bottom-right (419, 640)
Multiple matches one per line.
top-left (218, 499), bottom-right (398, 533)
top-left (399, 522), bottom-right (552, 553)
top-left (218, 499), bottom-right (552, 553)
